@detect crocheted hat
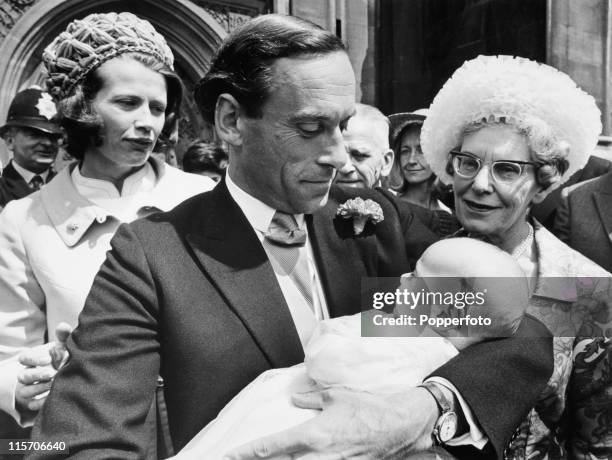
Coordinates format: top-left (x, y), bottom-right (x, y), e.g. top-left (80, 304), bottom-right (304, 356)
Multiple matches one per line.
top-left (43, 12), bottom-right (174, 100)
top-left (420, 55), bottom-right (602, 186)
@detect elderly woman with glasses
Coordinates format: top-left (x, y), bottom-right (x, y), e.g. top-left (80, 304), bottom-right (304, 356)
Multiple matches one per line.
top-left (421, 55), bottom-right (612, 458)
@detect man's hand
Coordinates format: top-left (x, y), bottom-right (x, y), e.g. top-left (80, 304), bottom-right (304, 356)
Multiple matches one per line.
top-left (15, 323), bottom-right (72, 414)
top-left (224, 386), bottom-right (438, 459)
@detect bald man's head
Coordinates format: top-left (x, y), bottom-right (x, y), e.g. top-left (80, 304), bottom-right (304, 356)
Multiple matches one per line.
top-left (335, 103), bottom-right (394, 189)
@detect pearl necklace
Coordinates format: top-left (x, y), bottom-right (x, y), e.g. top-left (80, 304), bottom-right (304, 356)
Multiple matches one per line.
top-left (511, 223), bottom-right (534, 260)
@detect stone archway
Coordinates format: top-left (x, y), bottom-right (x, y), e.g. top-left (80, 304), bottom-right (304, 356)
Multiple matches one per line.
top-left (0, 0), bottom-right (226, 163)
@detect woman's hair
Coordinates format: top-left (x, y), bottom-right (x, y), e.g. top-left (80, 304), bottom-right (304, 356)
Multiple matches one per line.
top-left (388, 123), bottom-right (435, 193)
top-left (182, 141), bottom-right (228, 175)
top-left (448, 120), bottom-right (569, 189)
top-left (59, 52), bottom-right (183, 160)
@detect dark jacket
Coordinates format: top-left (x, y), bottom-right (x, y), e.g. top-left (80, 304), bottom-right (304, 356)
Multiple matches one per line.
top-left (0, 161), bottom-right (55, 209)
top-left (29, 183), bottom-right (552, 459)
top-left (532, 155), bottom-right (611, 230)
top-left (554, 169), bottom-right (612, 272)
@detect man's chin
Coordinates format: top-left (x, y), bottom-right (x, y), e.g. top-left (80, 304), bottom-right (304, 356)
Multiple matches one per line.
top-left (335, 180), bottom-right (363, 189)
top-left (293, 192), bottom-right (331, 215)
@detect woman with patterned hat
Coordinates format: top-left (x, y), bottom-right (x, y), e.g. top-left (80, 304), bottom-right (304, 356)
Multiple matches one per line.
top-left (421, 54), bottom-right (612, 458)
top-left (0, 12), bottom-right (214, 429)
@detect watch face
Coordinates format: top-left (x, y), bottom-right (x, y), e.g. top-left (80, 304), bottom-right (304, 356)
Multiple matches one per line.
top-left (437, 412), bottom-right (458, 443)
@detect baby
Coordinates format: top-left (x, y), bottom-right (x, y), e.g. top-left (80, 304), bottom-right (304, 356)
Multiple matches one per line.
top-left (172, 238), bottom-right (529, 459)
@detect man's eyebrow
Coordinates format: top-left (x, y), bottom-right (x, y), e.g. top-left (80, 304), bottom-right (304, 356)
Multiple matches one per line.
top-left (348, 146), bottom-right (372, 154)
top-left (290, 112), bottom-right (332, 122)
top-left (288, 109), bottom-right (357, 127)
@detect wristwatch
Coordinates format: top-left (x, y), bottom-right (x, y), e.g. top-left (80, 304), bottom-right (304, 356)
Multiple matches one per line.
top-left (418, 381), bottom-right (458, 445)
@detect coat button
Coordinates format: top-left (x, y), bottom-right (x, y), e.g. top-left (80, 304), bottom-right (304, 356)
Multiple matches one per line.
top-left (67, 223), bottom-right (79, 232)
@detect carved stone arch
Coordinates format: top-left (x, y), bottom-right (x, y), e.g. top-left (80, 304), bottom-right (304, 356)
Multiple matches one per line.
top-left (0, 0), bottom-right (226, 163)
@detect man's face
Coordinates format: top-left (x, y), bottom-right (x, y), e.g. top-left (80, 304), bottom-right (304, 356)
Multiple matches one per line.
top-left (233, 51), bottom-right (356, 214)
top-left (4, 126), bottom-right (59, 174)
top-left (335, 116), bottom-right (393, 189)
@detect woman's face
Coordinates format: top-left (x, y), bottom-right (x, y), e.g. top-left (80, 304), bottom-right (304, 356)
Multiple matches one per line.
top-left (453, 124), bottom-right (540, 245)
top-left (399, 127), bottom-right (434, 184)
top-left (89, 57), bottom-right (167, 172)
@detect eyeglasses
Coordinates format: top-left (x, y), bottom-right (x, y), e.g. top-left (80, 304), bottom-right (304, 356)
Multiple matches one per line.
top-left (450, 150), bottom-right (539, 184)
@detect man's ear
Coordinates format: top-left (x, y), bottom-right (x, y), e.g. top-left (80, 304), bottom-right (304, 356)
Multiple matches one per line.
top-left (214, 93), bottom-right (243, 147)
top-left (3, 132), bottom-right (14, 151)
top-left (380, 148), bottom-right (394, 177)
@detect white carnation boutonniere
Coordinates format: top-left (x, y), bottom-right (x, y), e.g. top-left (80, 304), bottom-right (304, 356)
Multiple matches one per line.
top-left (336, 197), bottom-right (384, 236)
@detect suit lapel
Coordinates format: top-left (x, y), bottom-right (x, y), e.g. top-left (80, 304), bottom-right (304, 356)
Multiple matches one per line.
top-left (1, 161), bottom-right (31, 200)
top-left (593, 182), bottom-right (612, 247)
top-left (309, 194), bottom-right (370, 318)
top-left (46, 168), bottom-right (57, 183)
top-left (185, 182), bottom-right (304, 367)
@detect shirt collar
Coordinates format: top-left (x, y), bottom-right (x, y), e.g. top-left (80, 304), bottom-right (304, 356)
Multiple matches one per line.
top-left (12, 160), bottom-right (49, 183)
top-left (40, 158), bottom-right (190, 247)
top-left (225, 171), bottom-right (304, 233)
top-left (71, 161), bottom-right (156, 201)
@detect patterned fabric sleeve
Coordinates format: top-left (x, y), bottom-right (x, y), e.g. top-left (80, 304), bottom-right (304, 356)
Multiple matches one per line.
top-left (569, 337), bottom-right (612, 459)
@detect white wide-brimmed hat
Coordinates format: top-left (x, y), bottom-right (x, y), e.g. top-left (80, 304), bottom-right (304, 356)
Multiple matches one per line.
top-left (421, 55), bottom-right (602, 186)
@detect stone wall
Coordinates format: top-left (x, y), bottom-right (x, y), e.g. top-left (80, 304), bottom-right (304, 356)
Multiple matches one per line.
top-left (548, 0), bottom-right (611, 134)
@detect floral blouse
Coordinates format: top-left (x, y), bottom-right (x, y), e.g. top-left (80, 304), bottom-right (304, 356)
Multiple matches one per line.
top-left (503, 221), bottom-right (612, 460)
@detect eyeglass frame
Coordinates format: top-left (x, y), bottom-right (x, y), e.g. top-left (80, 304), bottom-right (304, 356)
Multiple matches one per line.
top-left (449, 150), bottom-right (541, 184)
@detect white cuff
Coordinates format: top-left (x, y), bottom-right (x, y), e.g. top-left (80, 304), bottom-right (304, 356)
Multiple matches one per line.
top-left (425, 376), bottom-right (488, 449)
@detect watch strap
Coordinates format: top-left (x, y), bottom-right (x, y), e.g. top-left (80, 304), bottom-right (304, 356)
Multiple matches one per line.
top-left (418, 381), bottom-right (451, 413)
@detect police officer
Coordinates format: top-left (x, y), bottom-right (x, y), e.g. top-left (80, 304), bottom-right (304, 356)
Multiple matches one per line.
top-left (0, 87), bottom-right (62, 208)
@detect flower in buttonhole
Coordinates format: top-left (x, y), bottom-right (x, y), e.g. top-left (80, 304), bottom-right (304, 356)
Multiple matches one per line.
top-left (336, 197), bottom-right (384, 236)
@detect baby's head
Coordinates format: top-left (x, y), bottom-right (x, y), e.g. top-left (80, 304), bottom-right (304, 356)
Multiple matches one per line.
top-left (407, 238), bottom-right (529, 339)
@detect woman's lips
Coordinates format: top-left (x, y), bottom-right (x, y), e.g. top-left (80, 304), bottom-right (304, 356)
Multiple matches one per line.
top-left (404, 168), bottom-right (424, 173)
top-left (463, 198), bottom-right (500, 212)
top-left (126, 138), bottom-right (154, 149)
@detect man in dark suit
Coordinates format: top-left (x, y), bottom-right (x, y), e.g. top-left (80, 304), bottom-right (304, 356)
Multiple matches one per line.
top-left (30, 15), bottom-right (551, 459)
top-left (0, 87), bottom-right (62, 209)
top-left (531, 155), bottom-right (611, 230)
top-left (335, 102), bottom-right (439, 267)
top-left (554, 169), bottom-right (612, 272)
